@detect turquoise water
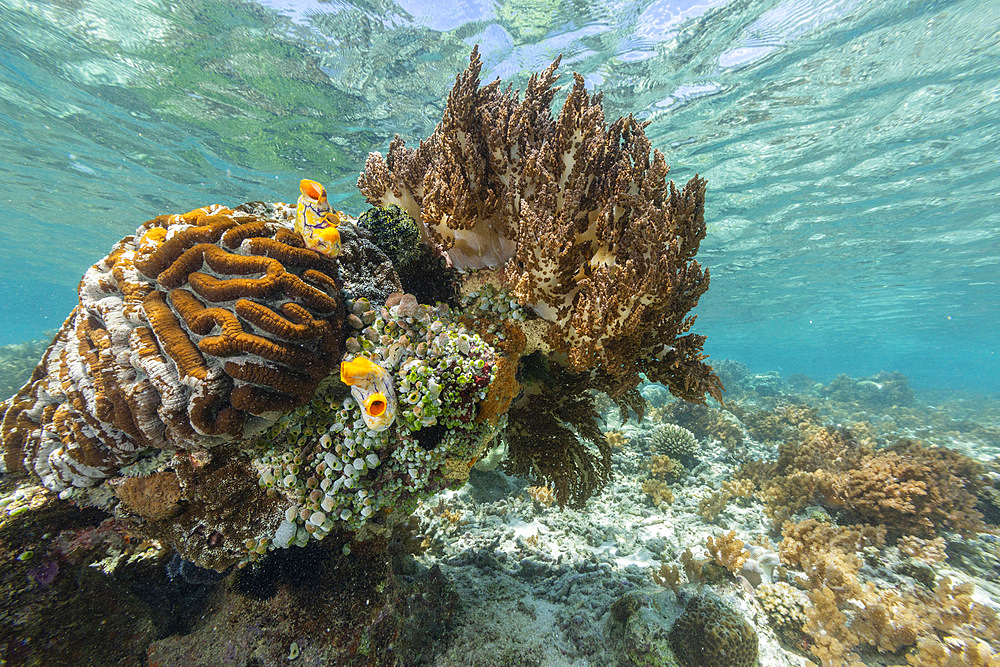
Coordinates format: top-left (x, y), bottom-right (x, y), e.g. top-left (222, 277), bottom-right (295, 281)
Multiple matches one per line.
top-left (1, 0), bottom-right (998, 391)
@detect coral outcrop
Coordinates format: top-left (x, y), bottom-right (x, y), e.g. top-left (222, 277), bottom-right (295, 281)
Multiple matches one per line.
top-left (0, 50), bottom-right (723, 569)
top-left (0, 204), bottom-right (344, 493)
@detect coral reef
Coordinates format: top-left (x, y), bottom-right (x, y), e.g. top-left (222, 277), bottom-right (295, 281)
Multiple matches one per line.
top-left (745, 427), bottom-right (988, 537)
top-left (756, 582), bottom-right (807, 641)
top-left (779, 514), bottom-right (1000, 666)
top-left (821, 371), bottom-right (915, 408)
top-left (651, 400), bottom-right (743, 450)
top-left (0, 49), bottom-right (737, 663)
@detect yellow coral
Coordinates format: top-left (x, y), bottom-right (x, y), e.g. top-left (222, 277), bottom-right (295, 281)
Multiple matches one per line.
top-left (706, 531), bottom-right (749, 574)
top-left (642, 479), bottom-right (674, 507)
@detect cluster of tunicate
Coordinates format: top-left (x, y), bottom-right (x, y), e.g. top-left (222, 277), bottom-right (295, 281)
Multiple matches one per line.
top-left (461, 282), bottom-right (529, 325)
top-left (251, 293), bottom-right (500, 551)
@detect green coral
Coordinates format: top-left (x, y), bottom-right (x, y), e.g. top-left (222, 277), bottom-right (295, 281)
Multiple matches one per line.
top-left (251, 296), bottom-right (500, 551)
top-left (358, 205), bottom-right (422, 267)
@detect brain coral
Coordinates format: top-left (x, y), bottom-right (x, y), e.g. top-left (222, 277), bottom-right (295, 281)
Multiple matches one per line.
top-left (669, 592), bottom-right (759, 667)
top-left (0, 203), bottom-right (344, 493)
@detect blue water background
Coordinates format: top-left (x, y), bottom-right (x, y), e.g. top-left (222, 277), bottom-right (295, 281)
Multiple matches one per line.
top-left (0, 0), bottom-right (997, 392)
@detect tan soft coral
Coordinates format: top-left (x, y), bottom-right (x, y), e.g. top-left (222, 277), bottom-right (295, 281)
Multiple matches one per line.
top-left (820, 441), bottom-right (986, 537)
top-left (752, 428), bottom-right (986, 537)
top-left (358, 47), bottom-right (720, 402)
top-left (778, 518), bottom-right (1000, 666)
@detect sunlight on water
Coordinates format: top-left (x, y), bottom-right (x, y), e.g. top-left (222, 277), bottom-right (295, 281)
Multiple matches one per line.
top-left (0, 0), bottom-right (998, 390)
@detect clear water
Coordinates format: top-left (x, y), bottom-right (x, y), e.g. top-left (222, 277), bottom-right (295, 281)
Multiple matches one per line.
top-left (1, 0), bottom-right (998, 392)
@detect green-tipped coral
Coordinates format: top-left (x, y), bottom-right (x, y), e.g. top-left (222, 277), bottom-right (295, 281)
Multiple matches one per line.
top-left (252, 292), bottom-right (501, 552)
top-left (358, 205), bottom-right (422, 267)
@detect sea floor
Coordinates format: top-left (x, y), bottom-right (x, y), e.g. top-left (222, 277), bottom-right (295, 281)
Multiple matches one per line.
top-left (2, 358), bottom-right (1000, 666)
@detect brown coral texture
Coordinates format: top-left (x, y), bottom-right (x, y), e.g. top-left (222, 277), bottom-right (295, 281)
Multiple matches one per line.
top-left (0, 204), bottom-right (343, 491)
top-left (358, 46), bottom-right (720, 402)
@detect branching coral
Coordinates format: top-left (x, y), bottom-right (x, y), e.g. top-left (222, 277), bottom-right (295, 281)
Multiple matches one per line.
top-left (749, 428), bottom-right (986, 537)
top-left (821, 440), bottom-right (986, 538)
top-left (649, 424), bottom-right (699, 462)
top-left (644, 454), bottom-right (684, 482)
top-left (358, 47), bottom-right (721, 403)
top-left (706, 530), bottom-right (749, 574)
top-left (642, 479), bottom-right (674, 507)
top-left (777, 517), bottom-right (1000, 666)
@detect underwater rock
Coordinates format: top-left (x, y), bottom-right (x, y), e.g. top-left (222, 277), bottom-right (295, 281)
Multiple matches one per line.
top-left (148, 532), bottom-right (458, 666)
top-left (606, 590), bottom-right (681, 666)
top-left (821, 370), bottom-right (915, 407)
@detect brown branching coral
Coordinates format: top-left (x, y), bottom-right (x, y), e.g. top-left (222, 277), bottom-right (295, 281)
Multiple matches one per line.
top-left (748, 427), bottom-right (987, 537)
top-left (642, 479), bottom-right (674, 507)
top-left (0, 205), bottom-right (344, 492)
top-left (777, 517), bottom-right (1000, 666)
top-left (821, 440), bottom-right (986, 538)
top-left (706, 530), bottom-right (749, 574)
top-left (645, 454), bottom-right (684, 481)
top-left (358, 46), bottom-right (721, 403)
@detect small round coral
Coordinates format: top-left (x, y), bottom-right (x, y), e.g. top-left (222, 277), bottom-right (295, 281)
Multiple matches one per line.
top-left (669, 592), bottom-right (758, 667)
top-left (650, 424), bottom-right (699, 463)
